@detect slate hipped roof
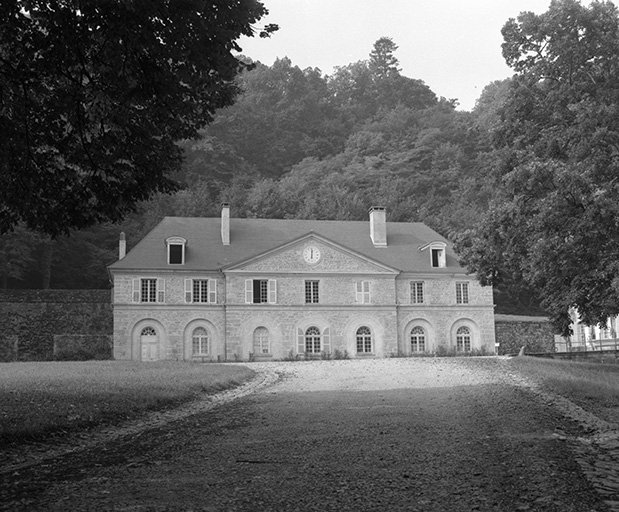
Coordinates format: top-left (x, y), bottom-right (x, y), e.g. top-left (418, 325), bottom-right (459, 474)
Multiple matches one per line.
top-left (108, 216), bottom-right (463, 274)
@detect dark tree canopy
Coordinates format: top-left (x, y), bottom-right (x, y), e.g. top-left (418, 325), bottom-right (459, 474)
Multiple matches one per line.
top-left (456, 0), bottom-right (619, 335)
top-left (0, 0), bottom-right (276, 236)
top-left (3, 37), bottom-right (507, 298)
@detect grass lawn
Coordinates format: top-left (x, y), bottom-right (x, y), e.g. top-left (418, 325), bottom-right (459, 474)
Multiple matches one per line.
top-left (510, 356), bottom-right (619, 424)
top-left (0, 361), bottom-right (254, 444)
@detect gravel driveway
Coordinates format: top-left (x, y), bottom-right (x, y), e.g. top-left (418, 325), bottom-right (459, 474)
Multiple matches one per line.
top-left (0, 358), bottom-right (611, 511)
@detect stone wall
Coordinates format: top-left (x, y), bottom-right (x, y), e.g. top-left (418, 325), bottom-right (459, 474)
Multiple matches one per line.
top-left (494, 314), bottom-right (555, 355)
top-left (0, 290), bottom-right (113, 361)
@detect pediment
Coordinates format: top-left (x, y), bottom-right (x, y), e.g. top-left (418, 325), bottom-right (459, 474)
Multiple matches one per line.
top-left (224, 234), bottom-right (398, 274)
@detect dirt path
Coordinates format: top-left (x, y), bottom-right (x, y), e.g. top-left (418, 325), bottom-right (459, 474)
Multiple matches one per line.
top-left (0, 358), bottom-right (611, 511)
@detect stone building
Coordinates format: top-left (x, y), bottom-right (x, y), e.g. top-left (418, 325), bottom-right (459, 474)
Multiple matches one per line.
top-left (108, 205), bottom-right (495, 361)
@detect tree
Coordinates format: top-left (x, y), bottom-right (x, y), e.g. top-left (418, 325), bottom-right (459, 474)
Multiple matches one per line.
top-left (369, 37), bottom-right (401, 80)
top-left (328, 39), bottom-right (436, 124)
top-left (0, 226), bottom-right (37, 288)
top-left (456, 0), bottom-right (619, 334)
top-left (0, 0), bottom-right (276, 236)
top-left (200, 58), bottom-right (344, 179)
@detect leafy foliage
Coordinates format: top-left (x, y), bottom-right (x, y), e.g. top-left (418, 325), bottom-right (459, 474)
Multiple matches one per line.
top-left (0, 0), bottom-right (275, 236)
top-left (4, 35), bottom-right (540, 321)
top-left (456, 0), bottom-right (619, 334)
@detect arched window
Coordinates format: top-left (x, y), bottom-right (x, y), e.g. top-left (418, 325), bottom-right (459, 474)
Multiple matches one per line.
top-left (410, 326), bottom-right (426, 352)
top-left (141, 326), bottom-right (156, 336)
top-left (356, 326), bottom-right (372, 353)
top-left (456, 326), bottom-right (471, 352)
top-left (253, 327), bottom-right (270, 354)
top-left (305, 326), bottom-right (321, 353)
top-left (192, 327), bottom-right (209, 355)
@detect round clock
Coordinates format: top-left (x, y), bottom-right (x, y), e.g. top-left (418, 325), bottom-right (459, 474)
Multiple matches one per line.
top-left (303, 245), bottom-right (321, 264)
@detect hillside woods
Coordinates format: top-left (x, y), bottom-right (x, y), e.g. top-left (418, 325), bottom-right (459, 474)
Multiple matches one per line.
top-left (0, 39), bottom-right (540, 315)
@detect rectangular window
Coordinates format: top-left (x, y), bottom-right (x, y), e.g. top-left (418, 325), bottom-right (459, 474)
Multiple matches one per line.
top-left (305, 280), bottom-right (319, 304)
top-left (193, 280), bottom-right (209, 303)
top-left (141, 278), bottom-right (157, 303)
top-left (245, 279), bottom-right (276, 304)
top-left (410, 282), bottom-right (424, 304)
top-left (252, 280), bottom-right (268, 303)
top-left (185, 279), bottom-right (216, 303)
top-left (456, 282), bottom-right (469, 304)
top-left (579, 324), bottom-right (586, 343)
top-left (169, 244), bottom-right (183, 264)
top-left (356, 281), bottom-right (370, 304)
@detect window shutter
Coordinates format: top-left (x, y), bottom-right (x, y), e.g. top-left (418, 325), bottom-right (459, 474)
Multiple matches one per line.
top-left (185, 279), bottom-right (192, 303)
top-left (132, 279), bottom-right (140, 303)
top-left (297, 327), bottom-right (305, 354)
top-left (268, 279), bottom-right (277, 304)
top-left (355, 281), bottom-right (362, 303)
top-left (208, 279), bottom-right (217, 304)
top-left (157, 278), bottom-right (165, 303)
top-left (245, 279), bottom-right (253, 304)
top-left (364, 281), bottom-right (370, 303)
top-left (323, 327), bottom-right (331, 354)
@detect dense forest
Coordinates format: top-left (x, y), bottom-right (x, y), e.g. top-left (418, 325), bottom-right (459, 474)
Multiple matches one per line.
top-left (0, 37), bottom-right (541, 314)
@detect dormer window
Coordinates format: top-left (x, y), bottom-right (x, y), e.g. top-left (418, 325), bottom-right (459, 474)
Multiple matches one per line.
top-left (419, 241), bottom-right (447, 268)
top-left (431, 248), bottom-right (443, 268)
top-left (166, 236), bottom-right (187, 265)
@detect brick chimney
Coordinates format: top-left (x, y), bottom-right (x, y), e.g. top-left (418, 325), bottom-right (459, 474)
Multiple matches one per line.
top-left (221, 203), bottom-right (230, 245)
top-left (119, 232), bottom-right (126, 260)
top-left (369, 207), bottom-right (387, 247)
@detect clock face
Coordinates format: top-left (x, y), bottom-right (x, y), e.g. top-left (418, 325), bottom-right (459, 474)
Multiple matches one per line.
top-left (303, 246), bottom-right (321, 264)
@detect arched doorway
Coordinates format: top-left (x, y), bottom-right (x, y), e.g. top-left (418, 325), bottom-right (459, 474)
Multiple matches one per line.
top-left (140, 326), bottom-right (158, 361)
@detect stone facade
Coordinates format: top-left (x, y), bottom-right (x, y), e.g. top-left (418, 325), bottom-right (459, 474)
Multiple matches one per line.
top-left (111, 217), bottom-right (496, 361)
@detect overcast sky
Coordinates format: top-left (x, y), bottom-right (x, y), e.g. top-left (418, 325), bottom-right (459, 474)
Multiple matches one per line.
top-left (237, 0), bottom-right (553, 111)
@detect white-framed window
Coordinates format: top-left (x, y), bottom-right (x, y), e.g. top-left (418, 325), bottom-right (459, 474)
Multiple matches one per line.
top-left (305, 326), bottom-right (321, 353)
top-left (185, 279), bottom-right (217, 303)
top-left (356, 326), bottom-right (372, 353)
top-left (305, 280), bottom-right (319, 304)
top-left (297, 326), bottom-right (331, 355)
top-left (253, 327), bottom-right (270, 354)
top-left (356, 281), bottom-right (371, 304)
top-left (411, 326), bottom-right (426, 352)
top-left (410, 282), bottom-right (424, 304)
top-left (419, 241), bottom-right (447, 268)
top-left (456, 282), bottom-right (469, 304)
top-left (133, 278), bottom-right (165, 303)
top-left (245, 279), bottom-right (277, 304)
top-left (456, 326), bottom-right (471, 352)
top-left (192, 327), bottom-right (209, 355)
top-left (166, 236), bottom-right (187, 265)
